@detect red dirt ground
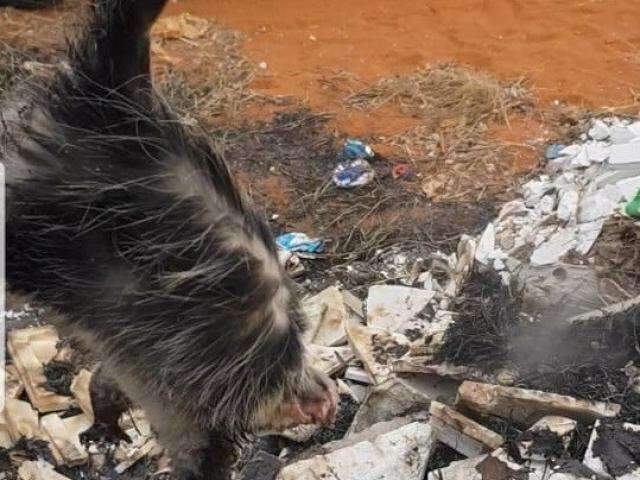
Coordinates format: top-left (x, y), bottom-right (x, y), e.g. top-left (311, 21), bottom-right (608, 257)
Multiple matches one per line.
top-left (167, 0), bottom-right (640, 137)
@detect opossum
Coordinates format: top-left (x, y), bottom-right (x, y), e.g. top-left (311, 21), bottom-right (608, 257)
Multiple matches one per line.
top-left (1, 1), bottom-right (337, 479)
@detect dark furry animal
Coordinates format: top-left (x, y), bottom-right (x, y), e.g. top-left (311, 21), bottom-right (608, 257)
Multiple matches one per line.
top-left (0, 0), bottom-right (59, 9)
top-left (1, 1), bottom-right (336, 479)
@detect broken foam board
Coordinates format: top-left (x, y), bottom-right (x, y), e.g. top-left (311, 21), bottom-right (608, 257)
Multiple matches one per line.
top-left (40, 413), bottom-right (90, 466)
top-left (347, 379), bottom-right (430, 436)
top-left (457, 382), bottom-right (620, 426)
top-left (429, 401), bottom-right (504, 457)
top-left (302, 286), bottom-right (349, 346)
top-left (6, 364), bottom-right (25, 399)
top-left (18, 460), bottom-right (72, 480)
top-left (0, 409), bottom-right (12, 449)
top-left (366, 285), bottom-right (434, 333)
top-left (345, 322), bottom-right (409, 384)
top-left (277, 422), bottom-right (434, 480)
top-left (7, 326), bottom-right (76, 412)
top-left (427, 449), bottom-right (597, 479)
top-left (517, 415), bottom-right (577, 461)
top-left (307, 345), bottom-right (354, 377)
top-left (4, 398), bottom-right (40, 443)
top-left (114, 439), bottom-right (160, 474)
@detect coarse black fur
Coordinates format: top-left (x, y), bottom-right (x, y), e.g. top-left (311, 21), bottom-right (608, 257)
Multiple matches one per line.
top-left (0, 0), bottom-right (59, 10)
top-left (2, 1), bottom-right (334, 479)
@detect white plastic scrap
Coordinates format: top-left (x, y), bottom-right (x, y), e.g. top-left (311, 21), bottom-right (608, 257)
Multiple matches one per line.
top-left (474, 223), bottom-right (495, 266)
top-left (610, 125), bottom-right (638, 144)
top-left (585, 141), bottom-right (610, 163)
top-left (588, 119), bottom-right (610, 141)
top-left (530, 229), bottom-right (577, 266)
top-left (556, 188), bottom-right (579, 222)
top-left (615, 175), bottom-right (640, 202)
top-left (575, 220), bottom-right (605, 256)
top-left (609, 142), bottom-right (640, 165)
top-left (483, 117), bottom-right (640, 277)
top-left (523, 177), bottom-right (554, 207)
top-left (366, 285), bottom-right (434, 333)
top-left (581, 181), bottom-right (622, 220)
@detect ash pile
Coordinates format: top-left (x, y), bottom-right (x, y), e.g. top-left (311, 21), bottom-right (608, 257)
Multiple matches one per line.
top-left (5, 118), bottom-right (640, 480)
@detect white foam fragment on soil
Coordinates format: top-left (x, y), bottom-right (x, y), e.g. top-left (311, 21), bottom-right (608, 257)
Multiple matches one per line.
top-left (366, 285), bottom-right (434, 332)
top-left (609, 142), bottom-right (640, 164)
top-left (277, 422), bottom-right (435, 480)
top-left (475, 117), bottom-right (640, 278)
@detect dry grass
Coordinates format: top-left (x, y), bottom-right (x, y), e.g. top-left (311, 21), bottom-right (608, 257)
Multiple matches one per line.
top-left (344, 63), bottom-right (534, 203)
top-left (0, 44), bottom-right (24, 96)
top-left (389, 123), bottom-right (522, 202)
top-left (347, 62), bottom-right (531, 126)
top-left (594, 216), bottom-right (640, 292)
top-left (154, 20), bottom-right (260, 125)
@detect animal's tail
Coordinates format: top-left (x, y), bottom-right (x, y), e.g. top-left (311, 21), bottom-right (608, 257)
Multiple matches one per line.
top-left (72, 0), bottom-right (169, 95)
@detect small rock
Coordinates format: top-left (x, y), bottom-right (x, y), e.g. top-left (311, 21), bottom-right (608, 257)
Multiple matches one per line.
top-left (522, 178), bottom-right (554, 207)
top-left (556, 188), bottom-right (579, 222)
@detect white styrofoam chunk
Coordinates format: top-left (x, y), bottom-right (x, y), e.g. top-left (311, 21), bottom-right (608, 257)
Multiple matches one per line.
top-left (278, 422), bottom-right (435, 480)
top-left (578, 187), bottom-right (621, 223)
top-left (609, 142), bottom-right (640, 165)
top-left (475, 223), bottom-right (496, 265)
top-left (616, 175), bottom-right (640, 202)
top-left (557, 188), bottom-right (579, 222)
top-left (570, 145), bottom-right (591, 167)
top-left (585, 141), bottom-right (610, 163)
top-left (366, 285), bottom-right (434, 332)
top-left (523, 177), bottom-right (554, 207)
top-left (588, 120), bottom-right (610, 141)
top-left (610, 125), bottom-right (637, 144)
top-left (530, 229), bottom-right (577, 266)
top-left (575, 220), bottom-right (605, 256)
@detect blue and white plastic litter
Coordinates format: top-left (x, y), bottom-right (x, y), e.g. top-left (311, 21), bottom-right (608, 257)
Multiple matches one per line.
top-left (341, 139), bottom-right (375, 161)
top-left (333, 159), bottom-right (375, 188)
top-left (333, 139), bottom-right (375, 188)
top-left (544, 144), bottom-right (566, 161)
top-left (276, 232), bottom-right (325, 254)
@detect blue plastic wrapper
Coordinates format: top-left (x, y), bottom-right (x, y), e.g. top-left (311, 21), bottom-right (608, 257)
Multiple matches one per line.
top-left (333, 159), bottom-right (375, 188)
top-left (341, 139), bottom-right (374, 161)
top-left (545, 144), bottom-right (566, 160)
top-left (276, 232), bottom-right (325, 253)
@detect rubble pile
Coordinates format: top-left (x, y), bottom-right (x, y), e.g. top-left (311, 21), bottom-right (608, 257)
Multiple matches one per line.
top-left (1, 317), bottom-right (165, 480)
top-left (4, 118), bottom-right (640, 479)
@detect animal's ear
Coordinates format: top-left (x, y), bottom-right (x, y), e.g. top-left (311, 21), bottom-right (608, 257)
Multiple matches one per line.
top-left (72, 0), bottom-right (170, 99)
